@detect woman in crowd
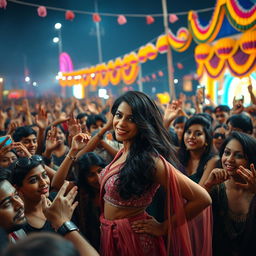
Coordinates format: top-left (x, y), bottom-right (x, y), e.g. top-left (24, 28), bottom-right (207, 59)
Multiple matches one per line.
top-left (212, 124), bottom-right (228, 153)
top-left (0, 150), bottom-right (17, 168)
top-left (51, 133), bottom-right (105, 251)
top-left (52, 148), bottom-right (106, 250)
top-left (44, 125), bottom-right (69, 167)
top-left (11, 155), bottom-right (55, 233)
top-left (98, 91), bottom-right (212, 256)
top-left (178, 115), bottom-right (218, 184)
top-left (73, 153), bottom-right (106, 250)
top-left (203, 131), bottom-right (256, 256)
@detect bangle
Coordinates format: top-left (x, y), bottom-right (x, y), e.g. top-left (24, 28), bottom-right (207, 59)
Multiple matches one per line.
top-left (57, 221), bottom-right (79, 236)
top-left (67, 154), bottom-right (76, 161)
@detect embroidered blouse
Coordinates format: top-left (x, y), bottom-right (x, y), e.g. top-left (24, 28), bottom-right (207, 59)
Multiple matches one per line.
top-left (100, 163), bottom-right (159, 208)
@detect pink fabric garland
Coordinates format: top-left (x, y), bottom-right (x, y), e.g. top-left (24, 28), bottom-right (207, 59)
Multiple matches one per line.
top-left (65, 10), bottom-right (75, 21)
top-left (117, 15), bottom-right (127, 25)
top-left (0, 0), bottom-right (7, 9)
top-left (37, 6), bottom-right (47, 17)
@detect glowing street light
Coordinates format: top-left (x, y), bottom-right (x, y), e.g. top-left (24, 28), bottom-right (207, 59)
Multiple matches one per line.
top-left (25, 76), bottom-right (30, 83)
top-left (53, 37), bottom-right (60, 43)
top-left (54, 23), bottom-right (63, 55)
top-left (54, 23), bottom-right (62, 30)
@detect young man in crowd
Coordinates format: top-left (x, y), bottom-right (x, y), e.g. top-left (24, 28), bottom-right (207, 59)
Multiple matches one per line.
top-left (214, 105), bottom-right (230, 125)
top-left (0, 174), bottom-right (99, 256)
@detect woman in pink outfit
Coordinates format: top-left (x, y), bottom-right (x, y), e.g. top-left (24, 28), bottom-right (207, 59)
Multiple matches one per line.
top-left (99, 91), bottom-right (212, 256)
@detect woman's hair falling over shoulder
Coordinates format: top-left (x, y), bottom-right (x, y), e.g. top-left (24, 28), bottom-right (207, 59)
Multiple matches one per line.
top-left (111, 91), bottom-right (180, 199)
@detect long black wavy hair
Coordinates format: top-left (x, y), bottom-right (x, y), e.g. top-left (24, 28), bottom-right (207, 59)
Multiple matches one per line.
top-left (111, 91), bottom-right (179, 200)
top-left (178, 115), bottom-right (214, 181)
top-left (75, 152), bottom-right (106, 196)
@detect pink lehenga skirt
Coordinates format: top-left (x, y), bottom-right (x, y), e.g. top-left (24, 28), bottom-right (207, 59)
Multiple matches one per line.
top-left (100, 212), bottom-right (167, 256)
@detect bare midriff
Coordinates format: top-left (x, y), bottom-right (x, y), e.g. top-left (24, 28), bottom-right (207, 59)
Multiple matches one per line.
top-left (104, 201), bottom-right (145, 220)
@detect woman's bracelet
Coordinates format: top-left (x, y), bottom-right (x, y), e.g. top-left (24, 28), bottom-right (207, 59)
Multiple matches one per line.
top-left (66, 154), bottom-right (76, 161)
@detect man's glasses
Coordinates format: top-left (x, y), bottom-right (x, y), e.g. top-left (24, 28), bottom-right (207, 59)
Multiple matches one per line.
top-left (213, 133), bottom-right (225, 139)
top-left (15, 155), bottom-right (43, 168)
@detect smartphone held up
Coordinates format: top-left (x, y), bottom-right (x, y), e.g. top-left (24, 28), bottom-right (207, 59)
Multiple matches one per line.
top-left (0, 136), bottom-right (12, 148)
top-left (196, 85), bottom-right (206, 104)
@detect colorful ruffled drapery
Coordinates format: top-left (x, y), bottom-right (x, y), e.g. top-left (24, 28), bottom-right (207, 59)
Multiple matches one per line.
top-left (188, 0), bottom-right (256, 44)
top-left (195, 30), bottom-right (256, 79)
top-left (59, 27), bottom-right (191, 87)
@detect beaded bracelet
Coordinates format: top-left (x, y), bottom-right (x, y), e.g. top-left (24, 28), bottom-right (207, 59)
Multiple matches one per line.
top-left (67, 154), bottom-right (76, 161)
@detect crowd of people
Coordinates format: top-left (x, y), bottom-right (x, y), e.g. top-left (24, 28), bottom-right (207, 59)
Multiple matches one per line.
top-left (0, 83), bottom-right (256, 255)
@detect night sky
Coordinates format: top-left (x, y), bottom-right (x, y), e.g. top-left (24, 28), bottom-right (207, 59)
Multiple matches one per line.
top-left (0, 0), bottom-right (216, 97)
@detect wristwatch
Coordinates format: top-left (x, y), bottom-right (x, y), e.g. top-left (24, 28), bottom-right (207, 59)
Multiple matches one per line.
top-left (57, 221), bottom-right (79, 236)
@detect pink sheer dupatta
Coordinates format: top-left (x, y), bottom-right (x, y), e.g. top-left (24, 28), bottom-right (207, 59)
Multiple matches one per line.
top-left (160, 156), bottom-right (212, 256)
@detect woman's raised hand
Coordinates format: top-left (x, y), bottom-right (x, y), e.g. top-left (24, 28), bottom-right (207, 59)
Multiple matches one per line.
top-left (45, 126), bottom-right (61, 153)
top-left (104, 112), bottom-right (113, 131)
top-left (71, 133), bottom-right (90, 152)
top-left (35, 105), bottom-right (49, 130)
top-left (67, 112), bottom-right (82, 138)
top-left (12, 142), bottom-right (32, 158)
top-left (236, 164), bottom-right (256, 193)
top-left (204, 168), bottom-right (229, 190)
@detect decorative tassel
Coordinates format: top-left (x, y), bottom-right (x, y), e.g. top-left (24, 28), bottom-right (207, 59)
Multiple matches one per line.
top-left (146, 15), bottom-right (155, 25)
top-left (158, 70), bottom-right (164, 77)
top-left (117, 15), bottom-right (127, 25)
top-left (93, 13), bottom-right (101, 22)
top-left (0, 0), bottom-right (7, 9)
top-left (37, 6), bottom-right (47, 17)
top-left (177, 62), bottom-right (184, 69)
top-left (65, 10), bottom-right (75, 21)
top-left (169, 14), bottom-right (178, 23)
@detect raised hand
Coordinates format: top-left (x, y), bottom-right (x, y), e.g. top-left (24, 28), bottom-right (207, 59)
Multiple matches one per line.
top-left (12, 142), bottom-right (32, 158)
top-left (204, 168), bottom-right (229, 190)
top-left (42, 181), bottom-right (78, 230)
top-left (6, 120), bottom-right (20, 136)
top-left (35, 105), bottom-right (49, 130)
top-left (87, 102), bottom-right (99, 114)
top-left (163, 100), bottom-right (184, 128)
top-left (22, 99), bottom-right (30, 113)
top-left (104, 112), bottom-right (113, 132)
top-left (45, 126), bottom-right (62, 153)
top-left (248, 84), bottom-right (253, 94)
top-left (67, 112), bottom-right (82, 138)
top-left (0, 109), bottom-right (7, 122)
top-left (236, 164), bottom-right (256, 193)
top-left (71, 133), bottom-right (90, 152)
